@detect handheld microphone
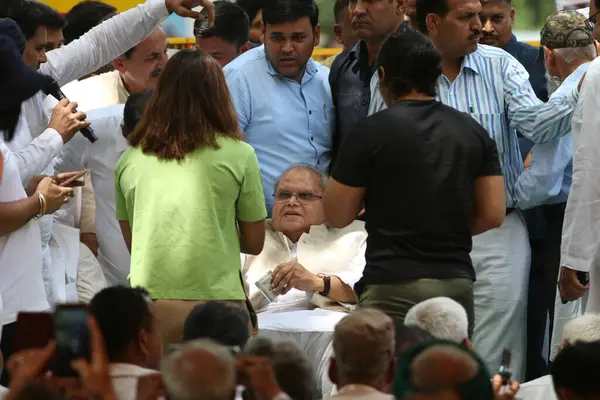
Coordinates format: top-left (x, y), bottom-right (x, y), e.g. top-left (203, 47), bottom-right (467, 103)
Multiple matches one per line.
top-left (42, 78), bottom-right (98, 143)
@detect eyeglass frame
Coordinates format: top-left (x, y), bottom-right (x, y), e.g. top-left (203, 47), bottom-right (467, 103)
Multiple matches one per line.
top-left (585, 8), bottom-right (600, 30)
top-left (272, 190), bottom-right (324, 203)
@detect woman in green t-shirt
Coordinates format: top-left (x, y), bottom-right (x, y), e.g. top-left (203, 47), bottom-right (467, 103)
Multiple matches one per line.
top-left (115, 49), bottom-right (267, 345)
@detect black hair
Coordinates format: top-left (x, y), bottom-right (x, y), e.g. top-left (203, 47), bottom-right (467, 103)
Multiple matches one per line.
top-left (7, 0), bottom-right (66, 40)
top-left (194, 1), bottom-right (250, 48)
top-left (0, 106), bottom-right (21, 142)
top-left (262, 0), bottom-right (319, 29)
top-left (63, 1), bottom-right (117, 45)
top-left (395, 325), bottom-right (434, 355)
top-left (183, 301), bottom-right (250, 348)
top-left (333, 0), bottom-right (350, 24)
top-left (123, 90), bottom-right (153, 137)
top-left (551, 340), bottom-right (600, 398)
top-left (415, 0), bottom-right (449, 33)
top-left (88, 286), bottom-right (154, 361)
top-left (596, 0), bottom-right (600, 10)
top-left (376, 30), bottom-right (441, 98)
top-left (236, 0), bottom-right (263, 22)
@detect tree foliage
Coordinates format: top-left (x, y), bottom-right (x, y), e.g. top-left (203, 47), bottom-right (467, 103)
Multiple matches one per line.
top-left (512, 0), bottom-right (563, 29)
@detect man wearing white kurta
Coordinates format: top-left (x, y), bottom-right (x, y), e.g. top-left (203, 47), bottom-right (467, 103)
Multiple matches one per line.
top-left (55, 103), bottom-right (131, 285)
top-left (42, 27), bottom-right (168, 113)
top-left (558, 54), bottom-right (600, 313)
top-left (6, 0), bottom-right (210, 306)
top-left (242, 164), bottom-right (366, 397)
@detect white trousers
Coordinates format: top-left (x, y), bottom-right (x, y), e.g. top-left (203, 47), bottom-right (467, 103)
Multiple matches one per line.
top-left (471, 211), bottom-right (530, 382)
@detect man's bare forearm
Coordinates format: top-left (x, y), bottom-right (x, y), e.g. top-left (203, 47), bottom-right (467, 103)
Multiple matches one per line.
top-left (0, 196), bottom-right (40, 237)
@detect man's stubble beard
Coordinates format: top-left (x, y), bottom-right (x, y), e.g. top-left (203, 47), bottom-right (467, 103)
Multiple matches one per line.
top-left (545, 71), bottom-right (562, 97)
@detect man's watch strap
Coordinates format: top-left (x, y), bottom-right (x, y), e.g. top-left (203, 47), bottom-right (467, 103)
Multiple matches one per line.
top-left (317, 274), bottom-right (331, 296)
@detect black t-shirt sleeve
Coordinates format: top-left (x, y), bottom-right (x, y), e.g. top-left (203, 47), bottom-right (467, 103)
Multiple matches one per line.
top-left (331, 117), bottom-right (376, 187)
top-left (471, 120), bottom-right (503, 177)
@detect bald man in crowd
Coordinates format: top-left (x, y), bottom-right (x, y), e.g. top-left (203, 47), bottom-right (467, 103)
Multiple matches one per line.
top-left (329, 309), bottom-right (396, 400)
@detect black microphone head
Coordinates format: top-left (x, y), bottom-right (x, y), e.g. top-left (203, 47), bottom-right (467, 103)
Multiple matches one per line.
top-left (41, 77), bottom-right (60, 96)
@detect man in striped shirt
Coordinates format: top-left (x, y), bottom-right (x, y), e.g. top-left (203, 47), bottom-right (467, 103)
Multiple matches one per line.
top-left (369, 0), bottom-right (581, 382)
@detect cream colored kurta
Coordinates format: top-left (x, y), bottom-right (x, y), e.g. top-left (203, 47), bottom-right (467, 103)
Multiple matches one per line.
top-left (54, 70), bottom-right (130, 112)
top-left (243, 220), bottom-right (367, 313)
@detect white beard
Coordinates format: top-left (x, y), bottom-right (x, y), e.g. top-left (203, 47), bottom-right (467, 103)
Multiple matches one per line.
top-left (545, 71), bottom-right (562, 97)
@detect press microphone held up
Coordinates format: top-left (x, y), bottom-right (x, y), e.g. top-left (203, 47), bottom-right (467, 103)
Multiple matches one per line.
top-left (42, 78), bottom-right (98, 143)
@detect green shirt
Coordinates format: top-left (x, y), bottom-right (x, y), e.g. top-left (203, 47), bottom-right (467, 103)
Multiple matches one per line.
top-left (115, 136), bottom-right (267, 300)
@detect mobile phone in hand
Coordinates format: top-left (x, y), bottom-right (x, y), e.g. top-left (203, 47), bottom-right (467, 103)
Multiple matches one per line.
top-left (52, 304), bottom-right (90, 377)
top-left (577, 271), bottom-right (590, 286)
top-left (498, 348), bottom-right (512, 387)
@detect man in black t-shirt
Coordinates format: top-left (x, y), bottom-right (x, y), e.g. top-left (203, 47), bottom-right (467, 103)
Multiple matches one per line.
top-left (323, 30), bottom-right (505, 333)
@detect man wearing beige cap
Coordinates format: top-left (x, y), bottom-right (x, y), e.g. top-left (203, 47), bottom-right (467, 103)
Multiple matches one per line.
top-left (328, 309), bottom-right (396, 400)
top-left (513, 10), bottom-right (596, 378)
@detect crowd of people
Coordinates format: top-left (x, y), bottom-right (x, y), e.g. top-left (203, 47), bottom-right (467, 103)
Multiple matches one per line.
top-left (1, 0), bottom-right (600, 398)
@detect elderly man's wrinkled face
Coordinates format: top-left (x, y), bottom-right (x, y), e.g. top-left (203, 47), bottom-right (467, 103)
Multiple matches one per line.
top-left (272, 168), bottom-right (326, 234)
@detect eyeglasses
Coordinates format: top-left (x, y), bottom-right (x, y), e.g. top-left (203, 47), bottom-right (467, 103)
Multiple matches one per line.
top-left (585, 9), bottom-right (600, 30)
top-left (273, 190), bottom-right (323, 203)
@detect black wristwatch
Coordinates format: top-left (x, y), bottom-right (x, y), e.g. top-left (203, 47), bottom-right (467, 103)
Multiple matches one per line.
top-left (317, 274), bottom-right (331, 296)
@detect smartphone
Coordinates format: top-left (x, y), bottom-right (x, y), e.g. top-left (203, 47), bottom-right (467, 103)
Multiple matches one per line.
top-left (577, 271), bottom-right (590, 286)
top-left (52, 304), bottom-right (90, 377)
top-left (13, 312), bottom-right (54, 353)
top-left (59, 170), bottom-right (88, 187)
top-left (498, 348), bottom-right (512, 389)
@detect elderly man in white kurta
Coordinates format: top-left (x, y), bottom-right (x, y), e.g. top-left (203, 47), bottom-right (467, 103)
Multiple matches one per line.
top-left (558, 55), bottom-right (600, 314)
top-left (242, 164), bottom-right (367, 397)
top-left (7, 0), bottom-right (212, 305)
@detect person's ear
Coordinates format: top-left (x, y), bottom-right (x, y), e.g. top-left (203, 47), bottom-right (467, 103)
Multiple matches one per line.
top-left (138, 329), bottom-right (150, 360)
top-left (313, 24), bottom-right (321, 47)
top-left (386, 355), bottom-right (397, 385)
top-left (260, 21), bottom-right (266, 43)
top-left (113, 56), bottom-right (127, 74)
top-left (239, 41), bottom-right (252, 54)
top-left (396, 0), bottom-right (407, 16)
top-left (509, 8), bottom-right (515, 25)
top-left (425, 14), bottom-right (441, 35)
top-left (333, 24), bottom-right (343, 45)
top-left (594, 39), bottom-right (600, 57)
top-left (378, 66), bottom-right (386, 83)
top-left (328, 357), bottom-right (338, 385)
top-left (121, 124), bottom-right (128, 139)
top-left (544, 46), bottom-right (556, 68)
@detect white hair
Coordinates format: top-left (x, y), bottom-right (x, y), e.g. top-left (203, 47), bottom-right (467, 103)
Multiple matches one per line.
top-left (553, 44), bottom-right (597, 64)
top-left (563, 313), bottom-right (600, 345)
top-left (273, 163), bottom-right (328, 193)
top-left (161, 339), bottom-right (235, 400)
top-left (404, 297), bottom-right (469, 344)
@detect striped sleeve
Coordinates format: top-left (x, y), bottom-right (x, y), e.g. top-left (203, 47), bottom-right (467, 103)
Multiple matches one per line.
top-left (504, 56), bottom-right (578, 144)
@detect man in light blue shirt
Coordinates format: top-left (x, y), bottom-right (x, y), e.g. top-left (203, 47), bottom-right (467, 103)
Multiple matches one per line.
top-left (224, 0), bottom-right (333, 213)
top-left (367, 0), bottom-right (585, 381)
